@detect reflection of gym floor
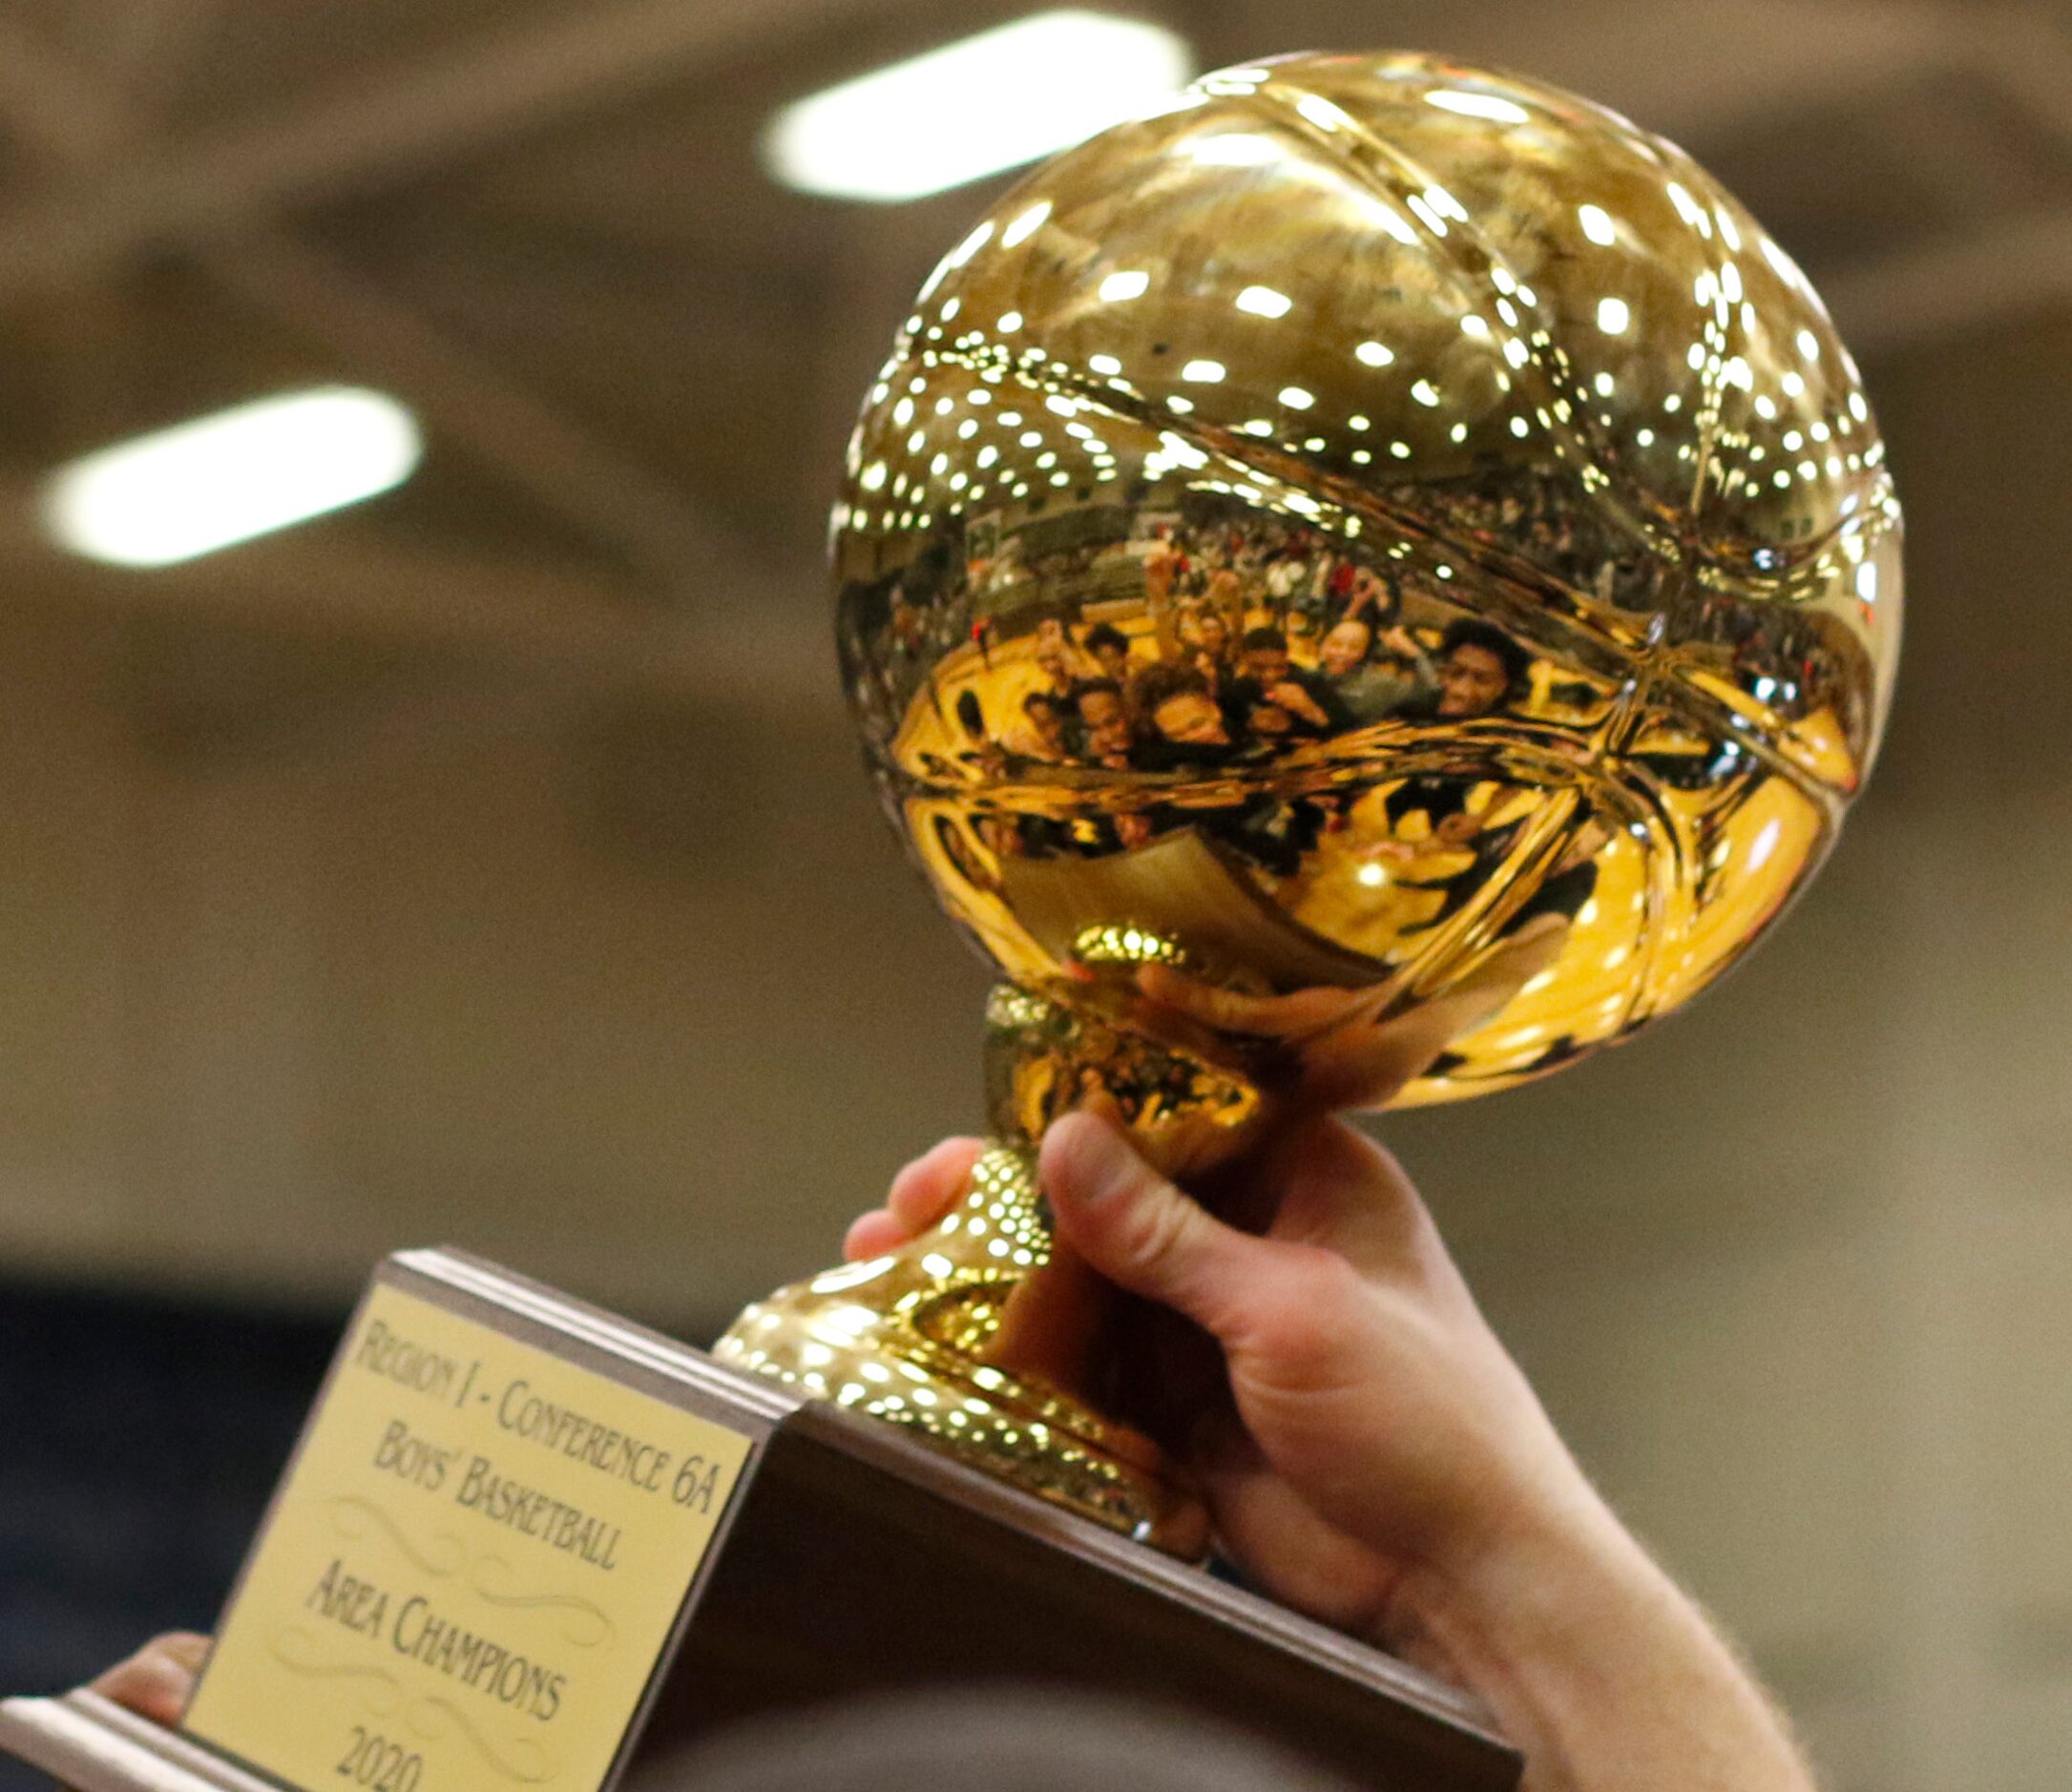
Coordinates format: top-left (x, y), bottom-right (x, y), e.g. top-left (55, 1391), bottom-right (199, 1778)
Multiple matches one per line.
top-left (1000, 829), bottom-right (1382, 989)
top-left (1287, 753), bottom-right (1830, 1093)
top-left (893, 631), bottom-right (1062, 765)
top-left (1287, 785), bottom-right (1587, 967)
top-left (1683, 675), bottom-right (1860, 789)
top-left (1392, 772), bottom-right (1827, 1093)
top-left (916, 745), bottom-right (1826, 1101)
top-left (908, 800), bottom-right (1053, 985)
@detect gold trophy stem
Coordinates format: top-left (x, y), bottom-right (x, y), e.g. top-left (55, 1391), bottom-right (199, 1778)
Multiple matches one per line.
top-left (716, 983), bottom-right (1219, 1553)
top-left (717, 1137), bottom-right (1207, 1551)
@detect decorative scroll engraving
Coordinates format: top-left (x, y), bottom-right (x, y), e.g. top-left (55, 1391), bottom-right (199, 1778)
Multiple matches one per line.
top-left (407, 1696), bottom-right (556, 1785)
top-left (326, 1495), bottom-right (466, 1579)
top-left (263, 1627), bottom-right (403, 1715)
top-left (467, 1555), bottom-right (616, 1649)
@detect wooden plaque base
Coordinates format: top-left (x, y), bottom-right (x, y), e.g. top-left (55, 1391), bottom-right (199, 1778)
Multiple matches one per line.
top-left (1, 1249), bottom-right (1518, 1791)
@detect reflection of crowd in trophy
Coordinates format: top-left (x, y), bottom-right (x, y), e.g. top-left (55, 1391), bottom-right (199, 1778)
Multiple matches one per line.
top-left (844, 493), bottom-right (1840, 989)
top-left (848, 500), bottom-right (1611, 967)
top-left (1398, 468), bottom-right (1857, 734)
top-left (1681, 587), bottom-right (1857, 725)
top-left (1389, 465), bottom-right (1663, 615)
top-left (908, 505), bottom-right (1542, 781)
top-left (844, 470), bottom-right (1856, 802)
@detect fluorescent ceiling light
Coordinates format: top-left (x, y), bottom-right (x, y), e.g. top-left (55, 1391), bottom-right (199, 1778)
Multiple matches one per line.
top-left (764, 10), bottom-right (1194, 202)
top-left (42, 386), bottom-right (423, 569)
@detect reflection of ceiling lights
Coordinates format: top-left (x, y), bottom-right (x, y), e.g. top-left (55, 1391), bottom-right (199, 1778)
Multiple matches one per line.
top-left (42, 387), bottom-right (422, 569)
top-left (1425, 88), bottom-right (1529, 125)
top-left (764, 11), bottom-right (1194, 202)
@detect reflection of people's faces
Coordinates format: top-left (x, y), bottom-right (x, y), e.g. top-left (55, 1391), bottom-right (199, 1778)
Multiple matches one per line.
top-left (1079, 690), bottom-right (1130, 757)
top-left (1437, 644), bottom-right (1512, 719)
top-left (1028, 700), bottom-right (1066, 743)
top-left (1245, 646), bottom-right (1290, 684)
top-left (1036, 617), bottom-right (1066, 650)
top-left (1153, 692), bottom-right (1229, 746)
top-left (1195, 615), bottom-right (1227, 655)
top-left (1092, 642), bottom-right (1128, 677)
top-left (1321, 621), bottom-right (1371, 677)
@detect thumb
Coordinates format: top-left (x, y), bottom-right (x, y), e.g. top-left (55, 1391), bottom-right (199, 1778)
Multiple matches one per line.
top-left (1039, 1114), bottom-right (1257, 1339)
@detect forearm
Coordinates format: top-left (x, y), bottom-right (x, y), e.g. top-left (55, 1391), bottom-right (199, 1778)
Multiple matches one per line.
top-left (1391, 1493), bottom-right (1815, 1792)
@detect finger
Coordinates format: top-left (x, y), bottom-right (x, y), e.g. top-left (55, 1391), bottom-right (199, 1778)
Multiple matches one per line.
top-left (90, 1633), bottom-right (209, 1726)
top-left (1039, 1114), bottom-right (1260, 1339)
top-left (843, 1209), bottom-right (909, 1262)
top-left (887, 1136), bottom-right (985, 1235)
top-left (1134, 961), bottom-right (1264, 1032)
top-left (1190, 1420), bottom-right (1395, 1635)
top-left (1073, 1081), bottom-right (1125, 1128)
top-left (1137, 963), bottom-right (1367, 1041)
top-left (155, 1633), bottom-right (210, 1674)
top-left (1254, 1117), bottom-right (1438, 1275)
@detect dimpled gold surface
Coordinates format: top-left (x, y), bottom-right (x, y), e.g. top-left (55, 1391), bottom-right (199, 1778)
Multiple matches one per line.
top-left (716, 52), bottom-right (1900, 1544)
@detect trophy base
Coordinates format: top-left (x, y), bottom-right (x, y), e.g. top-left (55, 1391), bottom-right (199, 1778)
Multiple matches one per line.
top-left (718, 1259), bottom-right (1209, 1557)
top-left (0, 1249), bottom-right (1521, 1792)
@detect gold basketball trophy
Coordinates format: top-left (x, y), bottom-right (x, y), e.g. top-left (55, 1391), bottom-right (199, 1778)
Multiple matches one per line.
top-left (719, 51), bottom-right (1901, 1549)
top-left (0, 51), bottom-right (1903, 1792)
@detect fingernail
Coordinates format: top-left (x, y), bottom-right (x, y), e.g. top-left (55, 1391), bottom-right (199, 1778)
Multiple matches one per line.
top-left (1047, 1113), bottom-right (1133, 1205)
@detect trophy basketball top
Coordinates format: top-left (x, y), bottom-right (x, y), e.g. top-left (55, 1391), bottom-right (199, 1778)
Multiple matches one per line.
top-left (830, 51), bottom-right (1901, 1110)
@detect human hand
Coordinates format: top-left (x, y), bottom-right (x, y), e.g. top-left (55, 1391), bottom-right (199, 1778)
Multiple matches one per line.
top-left (843, 1116), bottom-right (1598, 1650)
top-left (1266, 682), bottom-right (1330, 727)
top-left (88, 1632), bottom-right (208, 1725)
top-left (844, 1123), bottom-right (1819, 1790)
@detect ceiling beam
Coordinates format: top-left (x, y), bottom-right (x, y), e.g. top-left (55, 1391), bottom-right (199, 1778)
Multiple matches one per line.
top-left (0, 12), bottom-right (789, 596)
top-left (1375, 0), bottom-right (1954, 147)
top-left (0, 0), bottom-right (870, 312)
top-left (98, 0), bottom-right (233, 129)
top-left (0, 506), bottom-right (831, 715)
top-left (1821, 207), bottom-right (2072, 358)
top-left (208, 236), bottom-right (749, 592)
top-left (1977, 8), bottom-right (2072, 153)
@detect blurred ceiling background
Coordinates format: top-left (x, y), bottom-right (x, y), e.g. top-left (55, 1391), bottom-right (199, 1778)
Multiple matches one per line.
top-left (0, 3), bottom-right (2069, 1788)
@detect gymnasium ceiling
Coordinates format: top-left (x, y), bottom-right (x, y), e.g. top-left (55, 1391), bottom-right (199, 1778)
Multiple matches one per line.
top-left (1, 0), bottom-right (2068, 755)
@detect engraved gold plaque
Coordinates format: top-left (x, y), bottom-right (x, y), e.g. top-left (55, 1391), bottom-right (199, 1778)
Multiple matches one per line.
top-left (184, 1282), bottom-right (750, 1792)
top-left (717, 51), bottom-right (1901, 1548)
